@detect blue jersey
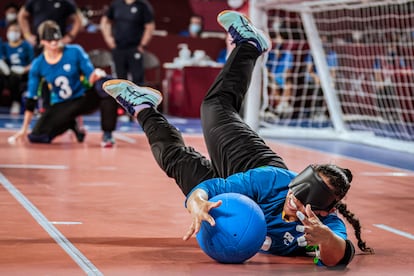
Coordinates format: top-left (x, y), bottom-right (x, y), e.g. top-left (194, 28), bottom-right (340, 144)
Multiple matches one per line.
top-left (28, 44), bottom-right (94, 105)
top-left (188, 166), bottom-right (347, 256)
top-left (0, 38), bottom-right (5, 60)
top-left (3, 40), bottom-right (34, 67)
top-left (266, 50), bottom-right (294, 87)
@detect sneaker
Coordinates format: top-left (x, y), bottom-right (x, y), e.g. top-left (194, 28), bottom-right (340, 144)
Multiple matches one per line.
top-left (217, 10), bottom-right (270, 54)
top-left (102, 79), bottom-right (163, 117)
top-left (101, 132), bottom-right (115, 148)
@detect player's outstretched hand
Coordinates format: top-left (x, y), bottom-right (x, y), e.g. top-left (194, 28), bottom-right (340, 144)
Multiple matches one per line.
top-left (184, 189), bottom-right (222, 241)
top-left (8, 129), bottom-right (27, 144)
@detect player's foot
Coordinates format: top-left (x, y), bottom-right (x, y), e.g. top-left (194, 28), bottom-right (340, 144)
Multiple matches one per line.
top-left (101, 131), bottom-right (115, 148)
top-left (102, 79), bottom-right (163, 117)
top-left (70, 119), bottom-right (86, 143)
top-left (217, 10), bottom-right (270, 54)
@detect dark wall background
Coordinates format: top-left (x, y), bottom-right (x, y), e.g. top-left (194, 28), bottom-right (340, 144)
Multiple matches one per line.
top-left (1, 0), bottom-right (229, 34)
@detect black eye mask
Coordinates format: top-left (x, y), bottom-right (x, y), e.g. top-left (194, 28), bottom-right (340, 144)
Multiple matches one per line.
top-left (41, 26), bottom-right (62, 41)
top-left (288, 166), bottom-right (338, 211)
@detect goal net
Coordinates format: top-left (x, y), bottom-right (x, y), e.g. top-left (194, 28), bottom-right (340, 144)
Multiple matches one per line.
top-left (247, 0), bottom-right (414, 153)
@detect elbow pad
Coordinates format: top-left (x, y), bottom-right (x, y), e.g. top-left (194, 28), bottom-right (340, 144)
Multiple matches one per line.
top-left (25, 98), bottom-right (37, 112)
top-left (337, 239), bottom-right (355, 266)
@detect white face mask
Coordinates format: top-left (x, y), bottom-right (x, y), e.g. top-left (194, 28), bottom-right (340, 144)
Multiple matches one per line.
top-left (189, 23), bottom-right (201, 34)
top-left (7, 31), bottom-right (21, 43)
top-left (6, 13), bottom-right (17, 23)
top-left (227, 0), bottom-right (245, 9)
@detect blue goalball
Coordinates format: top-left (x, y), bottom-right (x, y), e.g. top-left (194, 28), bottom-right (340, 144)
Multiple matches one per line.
top-left (196, 193), bottom-right (267, 264)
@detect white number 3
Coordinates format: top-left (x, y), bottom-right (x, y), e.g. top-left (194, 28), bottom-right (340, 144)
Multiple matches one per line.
top-left (55, 76), bottom-right (73, 99)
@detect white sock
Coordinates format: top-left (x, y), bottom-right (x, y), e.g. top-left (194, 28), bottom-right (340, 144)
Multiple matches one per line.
top-left (133, 104), bottom-right (151, 116)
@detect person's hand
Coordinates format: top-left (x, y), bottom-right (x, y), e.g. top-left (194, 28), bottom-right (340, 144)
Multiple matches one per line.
top-left (296, 204), bottom-right (333, 247)
top-left (0, 60), bottom-right (10, 76)
top-left (89, 68), bottom-right (107, 84)
top-left (183, 189), bottom-right (222, 241)
top-left (7, 129), bottom-right (27, 144)
top-left (24, 33), bottom-right (37, 46)
top-left (105, 36), bottom-right (116, 49)
top-left (11, 65), bottom-right (25, 75)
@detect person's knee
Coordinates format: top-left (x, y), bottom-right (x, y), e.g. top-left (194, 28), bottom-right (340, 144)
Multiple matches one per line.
top-left (28, 133), bottom-right (52, 143)
top-left (94, 76), bottom-right (113, 98)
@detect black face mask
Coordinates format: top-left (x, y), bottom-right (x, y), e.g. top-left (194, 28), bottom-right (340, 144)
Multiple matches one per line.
top-left (288, 166), bottom-right (338, 211)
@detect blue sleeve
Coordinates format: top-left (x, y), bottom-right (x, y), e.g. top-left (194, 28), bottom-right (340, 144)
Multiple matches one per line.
top-left (0, 39), bottom-right (4, 59)
top-left (304, 53), bottom-right (312, 64)
top-left (321, 212), bottom-right (348, 240)
top-left (27, 58), bottom-right (42, 99)
top-left (75, 45), bottom-right (95, 79)
top-left (326, 51), bottom-right (338, 68)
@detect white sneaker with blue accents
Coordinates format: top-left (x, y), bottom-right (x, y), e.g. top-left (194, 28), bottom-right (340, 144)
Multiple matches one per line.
top-left (102, 79), bottom-right (163, 116)
top-left (217, 10), bottom-right (270, 54)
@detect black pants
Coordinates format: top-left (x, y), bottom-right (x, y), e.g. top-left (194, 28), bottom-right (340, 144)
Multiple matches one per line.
top-left (112, 47), bottom-right (144, 85)
top-left (29, 81), bottom-right (118, 143)
top-left (138, 44), bottom-right (287, 195)
top-left (7, 73), bottom-right (28, 103)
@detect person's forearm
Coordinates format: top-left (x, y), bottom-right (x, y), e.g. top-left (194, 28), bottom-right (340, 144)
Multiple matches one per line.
top-left (318, 233), bottom-right (346, 266)
top-left (18, 8), bottom-right (32, 39)
top-left (66, 13), bottom-right (82, 39)
top-left (100, 17), bottom-right (112, 41)
top-left (139, 22), bottom-right (155, 48)
top-left (21, 110), bottom-right (34, 133)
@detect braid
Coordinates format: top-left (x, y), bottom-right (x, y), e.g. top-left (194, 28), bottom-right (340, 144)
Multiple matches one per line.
top-left (314, 164), bottom-right (351, 198)
top-left (314, 163), bottom-right (374, 254)
top-left (336, 202), bottom-right (374, 254)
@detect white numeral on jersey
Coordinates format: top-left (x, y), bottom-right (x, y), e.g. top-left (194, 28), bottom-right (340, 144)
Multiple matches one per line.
top-left (55, 76), bottom-right (73, 99)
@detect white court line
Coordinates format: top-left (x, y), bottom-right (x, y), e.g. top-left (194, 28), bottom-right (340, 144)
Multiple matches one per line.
top-left (50, 221), bottom-right (83, 225)
top-left (113, 133), bottom-right (137, 144)
top-left (0, 173), bottom-right (102, 276)
top-left (362, 172), bottom-right (414, 177)
top-left (0, 164), bottom-right (68, 170)
top-left (374, 224), bottom-right (414, 240)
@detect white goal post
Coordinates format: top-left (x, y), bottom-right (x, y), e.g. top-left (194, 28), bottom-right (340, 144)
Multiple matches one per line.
top-left (245, 0), bottom-right (414, 153)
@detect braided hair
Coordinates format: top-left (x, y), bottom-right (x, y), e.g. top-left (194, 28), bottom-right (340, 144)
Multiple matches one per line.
top-left (314, 164), bottom-right (374, 254)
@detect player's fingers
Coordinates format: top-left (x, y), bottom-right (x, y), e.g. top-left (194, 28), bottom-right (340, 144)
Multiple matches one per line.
top-left (183, 221), bottom-right (197, 241)
top-left (297, 235), bottom-right (307, 247)
top-left (305, 204), bottom-right (319, 221)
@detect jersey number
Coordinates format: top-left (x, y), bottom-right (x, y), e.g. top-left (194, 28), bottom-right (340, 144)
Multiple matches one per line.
top-left (55, 76), bottom-right (73, 99)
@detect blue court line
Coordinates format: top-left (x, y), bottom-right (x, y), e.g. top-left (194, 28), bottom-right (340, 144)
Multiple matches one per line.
top-left (0, 173), bottom-right (103, 276)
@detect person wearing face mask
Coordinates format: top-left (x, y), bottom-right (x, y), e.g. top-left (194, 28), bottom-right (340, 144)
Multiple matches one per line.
top-left (102, 10), bottom-right (374, 266)
top-left (0, 3), bottom-right (19, 29)
top-left (8, 20), bottom-right (119, 147)
top-left (179, 15), bottom-right (204, 38)
top-left (3, 21), bottom-right (34, 115)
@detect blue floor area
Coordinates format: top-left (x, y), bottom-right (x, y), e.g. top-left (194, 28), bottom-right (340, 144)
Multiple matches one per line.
top-left (274, 138), bottom-right (414, 171)
top-left (1, 113), bottom-right (412, 172)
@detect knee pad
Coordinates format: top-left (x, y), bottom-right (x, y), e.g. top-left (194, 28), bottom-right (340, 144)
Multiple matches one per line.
top-left (94, 76), bottom-right (113, 98)
top-left (28, 133), bottom-right (52, 143)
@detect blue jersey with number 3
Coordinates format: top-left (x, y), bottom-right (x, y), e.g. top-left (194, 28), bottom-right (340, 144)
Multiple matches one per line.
top-left (27, 44), bottom-right (94, 105)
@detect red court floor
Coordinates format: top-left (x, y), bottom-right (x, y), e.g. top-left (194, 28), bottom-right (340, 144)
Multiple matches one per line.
top-left (1, 130), bottom-right (413, 275)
